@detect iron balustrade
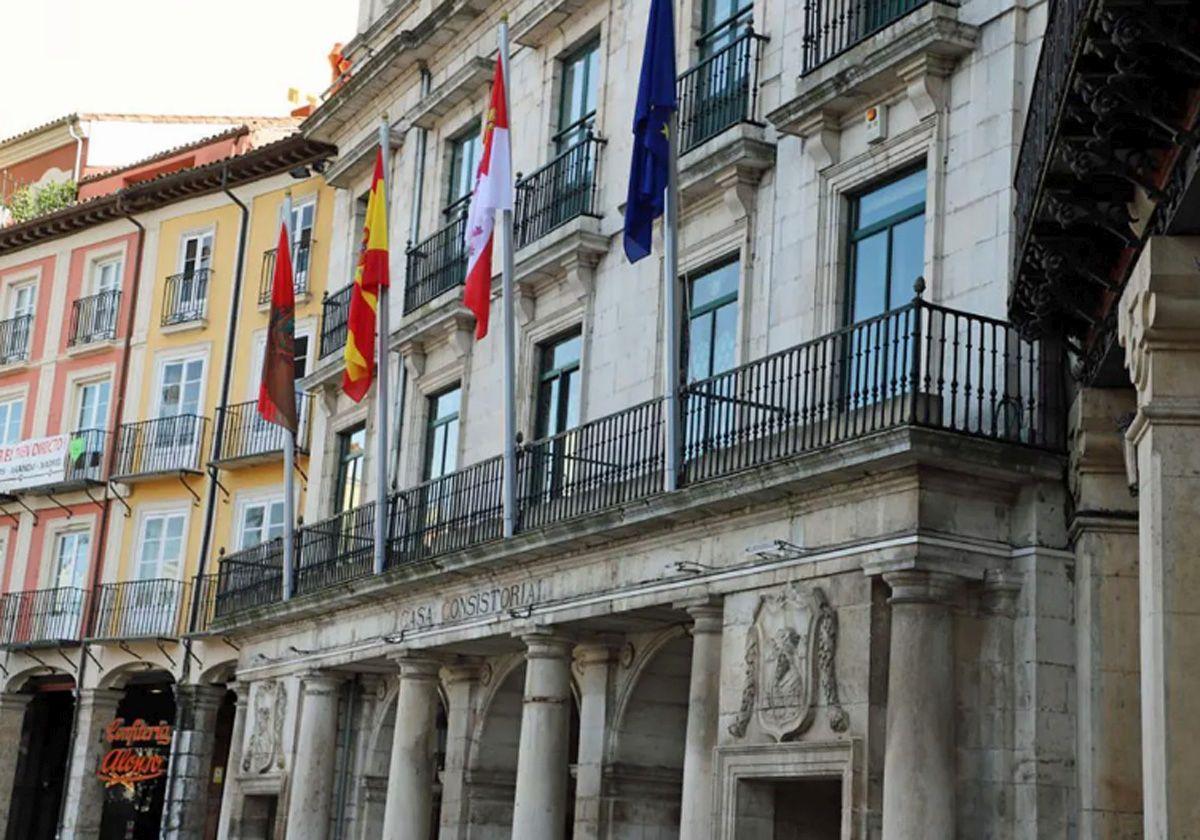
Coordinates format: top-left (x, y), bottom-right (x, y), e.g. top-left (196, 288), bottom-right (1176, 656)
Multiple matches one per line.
top-left (216, 394), bottom-right (314, 463)
top-left (0, 587), bottom-right (87, 647)
top-left (89, 578), bottom-right (189, 640)
top-left (68, 290), bottom-right (120, 346)
top-left (214, 541), bottom-right (285, 617)
top-left (801, 0), bottom-right (950, 74)
top-left (678, 30), bottom-right (768, 155)
top-left (161, 268), bottom-right (210, 326)
top-left (259, 240), bottom-right (317, 305)
top-left (514, 134), bottom-right (606, 249)
top-left (319, 285), bottom-right (353, 358)
top-left (189, 573), bottom-right (220, 634)
top-left (294, 503), bottom-right (376, 595)
top-left (63, 428), bottom-right (109, 484)
top-left (0, 314), bottom-right (32, 364)
top-left (112, 414), bottom-right (208, 478)
top-left (517, 398), bottom-right (664, 530)
top-left (405, 209), bottom-right (469, 314)
top-left (212, 299), bottom-right (1065, 619)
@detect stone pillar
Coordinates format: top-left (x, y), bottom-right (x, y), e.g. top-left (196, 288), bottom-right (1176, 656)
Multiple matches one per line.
top-left (1070, 387), bottom-right (1143, 836)
top-left (679, 601), bottom-right (723, 840)
top-left (382, 656), bottom-right (441, 840)
top-left (880, 571), bottom-right (960, 840)
top-left (161, 683), bottom-right (227, 839)
top-left (59, 687), bottom-right (122, 839)
top-left (511, 632), bottom-right (574, 840)
top-left (283, 672), bottom-right (342, 840)
top-left (439, 663), bottom-right (481, 840)
top-left (1117, 235), bottom-right (1200, 836)
top-left (572, 644), bottom-right (615, 840)
top-left (216, 683), bottom-right (248, 840)
top-left (0, 693), bottom-right (30, 835)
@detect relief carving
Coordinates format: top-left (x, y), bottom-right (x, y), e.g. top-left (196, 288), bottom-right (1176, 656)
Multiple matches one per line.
top-left (728, 584), bottom-right (847, 740)
top-left (242, 679), bottom-right (288, 773)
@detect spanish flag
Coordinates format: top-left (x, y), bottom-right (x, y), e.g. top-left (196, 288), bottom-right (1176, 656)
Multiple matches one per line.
top-left (343, 149), bottom-right (389, 401)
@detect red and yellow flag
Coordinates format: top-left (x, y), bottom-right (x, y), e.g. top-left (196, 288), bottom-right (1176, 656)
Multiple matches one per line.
top-left (343, 149), bottom-right (390, 402)
top-left (257, 220), bottom-right (298, 430)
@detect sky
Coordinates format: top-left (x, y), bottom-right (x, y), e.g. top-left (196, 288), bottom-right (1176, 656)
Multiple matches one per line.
top-left (0, 0), bottom-right (360, 139)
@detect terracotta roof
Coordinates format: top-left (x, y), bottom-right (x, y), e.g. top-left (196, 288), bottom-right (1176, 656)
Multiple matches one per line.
top-left (78, 126), bottom-right (252, 185)
top-left (0, 113), bottom-right (300, 149)
top-left (0, 133), bottom-right (337, 253)
top-left (0, 114), bottom-right (77, 149)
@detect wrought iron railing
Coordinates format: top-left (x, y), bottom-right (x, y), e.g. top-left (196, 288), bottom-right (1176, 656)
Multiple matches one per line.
top-left (213, 297), bottom-right (1065, 619)
top-left (89, 578), bottom-right (190, 640)
top-left (63, 428), bottom-right (109, 484)
top-left (515, 134), bottom-right (606, 249)
top-left (189, 573), bottom-right (220, 634)
top-left (259, 240), bottom-right (317, 305)
top-left (678, 30), bottom-right (768, 154)
top-left (111, 414), bottom-right (208, 478)
top-left (405, 210), bottom-right (469, 314)
top-left (68, 290), bottom-right (120, 346)
top-left (161, 268), bottom-right (210, 327)
top-left (801, 0), bottom-right (948, 74)
top-left (320, 285), bottom-right (353, 359)
top-left (0, 587), bottom-right (87, 647)
top-left (216, 394), bottom-right (313, 463)
top-left (214, 541), bottom-right (285, 618)
top-left (0, 314), bottom-right (32, 364)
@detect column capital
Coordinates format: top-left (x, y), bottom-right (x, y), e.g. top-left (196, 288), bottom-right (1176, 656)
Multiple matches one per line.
top-left (572, 642), bottom-right (618, 669)
top-left (883, 570), bottom-right (963, 605)
top-left (77, 687), bottom-right (124, 709)
top-left (298, 670), bottom-right (344, 696)
top-left (441, 658), bottom-right (487, 686)
top-left (517, 630), bottom-right (575, 661)
top-left (0, 693), bottom-right (31, 714)
top-left (677, 598), bottom-right (724, 633)
top-left (389, 653), bottom-right (442, 682)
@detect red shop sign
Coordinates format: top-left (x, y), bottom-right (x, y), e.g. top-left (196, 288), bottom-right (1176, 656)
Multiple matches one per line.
top-left (96, 718), bottom-right (173, 793)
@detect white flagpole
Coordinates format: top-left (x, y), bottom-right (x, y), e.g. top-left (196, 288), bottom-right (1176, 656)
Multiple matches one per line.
top-left (662, 111), bottom-right (681, 492)
top-left (374, 115), bottom-right (391, 575)
top-left (281, 191), bottom-right (296, 601)
top-left (499, 20), bottom-right (518, 538)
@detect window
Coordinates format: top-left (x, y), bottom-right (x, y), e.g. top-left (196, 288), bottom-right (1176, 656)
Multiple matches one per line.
top-left (73, 380), bottom-right (110, 477)
top-left (157, 357), bottom-right (204, 451)
top-left (136, 513), bottom-right (186, 580)
top-left (88, 259), bottom-right (122, 340)
top-left (239, 499), bottom-right (286, 548)
top-left (76, 380), bottom-right (111, 431)
top-left (0, 397), bottom-right (23, 445)
top-left (91, 258), bottom-right (122, 295)
top-left (8, 282), bottom-right (35, 320)
top-left (4, 282), bottom-right (34, 359)
top-left (556, 41), bottom-right (600, 153)
top-left (294, 334), bottom-right (310, 381)
top-left (446, 126), bottom-right (482, 215)
top-left (289, 199), bottom-right (316, 290)
top-left (685, 260), bottom-right (739, 384)
top-left (53, 530), bottom-right (90, 589)
top-left (335, 424), bottom-right (366, 513)
top-left (176, 232), bottom-right (213, 320)
top-left (535, 331), bottom-right (582, 440)
top-left (847, 167), bottom-right (926, 324)
top-left (179, 232), bottom-right (213, 277)
top-left (424, 387), bottom-right (460, 481)
top-left (699, 0), bottom-right (753, 56)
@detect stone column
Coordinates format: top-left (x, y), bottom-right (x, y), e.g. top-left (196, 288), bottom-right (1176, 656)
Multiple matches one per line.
top-left (1070, 387), bottom-right (1143, 836)
top-left (679, 601), bottom-right (723, 840)
top-left (59, 687), bottom-right (122, 840)
top-left (1117, 235), bottom-right (1200, 836)
top-left (216, 682), bottom-right (248, 840)
top-left (382, 656), bottom-right (441, 840)
top-left (439, 663), bottom-right (481, 840)
top-left (161, 683), bottom-right (227, 839)
top-left (511, 632), bottom-right (574, 840)
top-left (880, 571), bottom-right (960, 840)
top-left (283, 672), bottom-right (342, 840)
top-left (0, 693), bottom-right (30, 835)
top-left (572, 644), bottom-right (615, 840)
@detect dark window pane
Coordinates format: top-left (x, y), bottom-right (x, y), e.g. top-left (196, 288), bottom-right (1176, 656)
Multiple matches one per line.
top-left (856, 169), bottom-right (925, 230)
top-left (851, 231), bottom-right (889, 322)
top-left (888, 215), bottom-right (925, 308)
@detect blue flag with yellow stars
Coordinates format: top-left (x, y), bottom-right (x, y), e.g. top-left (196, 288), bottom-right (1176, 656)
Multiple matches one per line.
top-left (623, 0), bottom-right (677, 263)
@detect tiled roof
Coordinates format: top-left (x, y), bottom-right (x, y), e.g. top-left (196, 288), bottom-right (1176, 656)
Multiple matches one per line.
top-left (78, 126), bottom-right (252, 185)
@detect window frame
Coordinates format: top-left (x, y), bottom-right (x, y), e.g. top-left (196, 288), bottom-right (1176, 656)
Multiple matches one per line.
top-left (423, 385), bottom-right (461, 482)
top-left (555, 39), bottom-right (601, 153)
top-left (683, 257), bottom-right (741, 384)
top-left (135, 509), bottom-right (188, 581)
top-left (534, 329), bottom-right (583, 441)
top-left (334, 422), bottom-right (367, 514)
top-left (237, 496), bottom-right (287, 549)
top-left (445, 122), bottom-right (483, 216)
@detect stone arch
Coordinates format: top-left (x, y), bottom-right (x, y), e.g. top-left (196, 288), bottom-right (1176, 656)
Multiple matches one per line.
top-left (197, 657), bottom-right (237, 686)
top-left (606, 629), bottom-right (692, 838)
top-left (96, 662), bottom-right (175, 691)
top-left (3, 664), bottom-right (71, 694)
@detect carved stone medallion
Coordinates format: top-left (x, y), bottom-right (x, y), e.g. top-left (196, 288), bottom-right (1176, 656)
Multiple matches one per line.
top-left (729, 583), bottom-right (848, 741)
top-left (242, 679), bottom-right (288, 773)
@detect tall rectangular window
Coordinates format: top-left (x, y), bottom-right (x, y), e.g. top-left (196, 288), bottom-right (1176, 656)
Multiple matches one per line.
top-left (239, 499), bottom-right (286, 548)
top-left (700, 0), bottom-right (753, 56)
top-left (5, 282), bottom-right (34, 360)
top-left (446, 126), bottom-right (482, 215)
top-left (54, 530), bottom-right (90, 589)
top-left (156, 357), bottom-right (204, 452)
top-left (847, 167), bottom-right (926, 323)
top-left (136, 513), bottom-right (186, 580)
top-left (424, 387), bottom-right (460, 481)
top-left (289, 199), bottom-right (316, 289)
top-left (92, 258), bottom-right (122, 295)
top-left (556, 41), bottom-right (600, 153)
top-left (0, 397), bottom-right (23, 445)
top-left (335, 424), bottom-right (366, 513)
top-left (685, 260), bottom-right (739, 384)
top-left (535, 331), bottom-right (582, 440)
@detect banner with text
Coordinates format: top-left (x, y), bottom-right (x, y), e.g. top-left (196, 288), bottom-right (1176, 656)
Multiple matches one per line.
top-left (0, 434), bottom-right (70, 493)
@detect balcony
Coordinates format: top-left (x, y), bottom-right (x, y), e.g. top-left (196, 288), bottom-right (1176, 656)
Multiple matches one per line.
top-left (404, 199), bottom-right (469, 315)
top-left (259, 240), bottom-right (316, 306)
top-left (111, 415), bottom-right (208, 480)
top-left (0, 314), bottom-right (31, 365)
top-left (213, 540), bottom-right (284, 618)
top-left (7, 428), bottom-right (111, 494)
top-left (515, 134), bottom-right (605, 250)
top-left (213, 394), bottom-right (314, 466)
top-left (214, 296), bottom-right (1066, 621)
top-left (88, 578), bottom-right (190, 640)
top-left (0, 587), bottom-right (86, 648)
top-left (189, 573), bottom-right (219, 635)
top-left (678, 30), bottom-right (768, 155)
top-left (161, 268), bottom-right (210, 328)
top-left (319, 285), bottom-right (352, 359)
top-left (67, 290), bottom-right (120, 347)
top-left (801, 0), bottom-right (945, 74)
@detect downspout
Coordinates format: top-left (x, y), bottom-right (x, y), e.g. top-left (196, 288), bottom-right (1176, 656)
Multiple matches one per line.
top-left (57, 195), bottom-right (147, 837)
top-left (67, 117), bottom-right (85, 187)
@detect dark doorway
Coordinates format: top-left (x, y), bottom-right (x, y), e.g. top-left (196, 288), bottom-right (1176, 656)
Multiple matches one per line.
top-left (5, 684), bottom-right (74, 840)
top-left (772, 777), bottom-right (843, 840)
top-left (98, 679), bottom-right (176, 840)
top-left (242, 794), bottom-right (278, 840)
top-left (202, 689), bottom-right (236, 840)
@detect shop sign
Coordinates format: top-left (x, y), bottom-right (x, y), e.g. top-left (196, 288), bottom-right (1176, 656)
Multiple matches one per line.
top-left (0, 434), bottom-right (70, 493)
top-left (96, 718), bottom-right (173, 793)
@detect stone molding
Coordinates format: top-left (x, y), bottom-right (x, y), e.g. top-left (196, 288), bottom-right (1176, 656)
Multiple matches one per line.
top-left (511, 215), bottom-right (609, 311)
top-left (881, 569), bottom-right (963, 605)
top-left (390, 653), bottom-right (443, 682)
top-left (404, 56), bottom-right (495, 130)
top-left (518, 631), bottom-right (575, 662)
top-left (678, 125), bottom-right (775, 220)
top-left (511, 0), bottom-right (593, 47)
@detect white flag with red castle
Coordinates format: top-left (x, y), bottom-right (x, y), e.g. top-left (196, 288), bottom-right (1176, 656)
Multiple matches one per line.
top-left (463, 55), bottom-right (512, 340)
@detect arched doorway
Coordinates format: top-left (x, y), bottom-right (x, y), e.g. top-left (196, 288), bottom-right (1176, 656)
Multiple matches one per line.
top-left (5, 673), bottom-right (75, 840)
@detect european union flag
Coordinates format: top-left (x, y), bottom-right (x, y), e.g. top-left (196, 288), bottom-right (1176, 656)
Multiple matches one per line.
top-left (623, 0), bottom-right (677, 263)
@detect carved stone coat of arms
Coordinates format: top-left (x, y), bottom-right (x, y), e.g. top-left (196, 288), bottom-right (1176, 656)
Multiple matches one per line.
top-left (243, 679), bottom-right (287, 773)
top-left (729, 583), bottom-right (848, 741)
